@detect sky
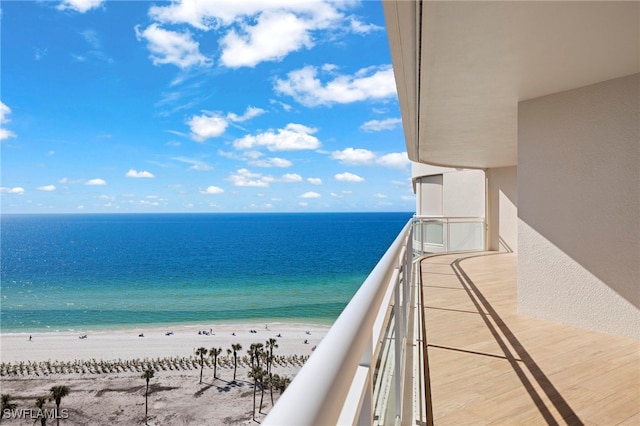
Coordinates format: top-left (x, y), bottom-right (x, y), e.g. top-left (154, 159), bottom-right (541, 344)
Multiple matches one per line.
top-left (0, 0), bottom-right (414, 214)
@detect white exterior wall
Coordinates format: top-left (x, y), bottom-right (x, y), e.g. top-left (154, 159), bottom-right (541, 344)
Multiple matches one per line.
top-left (517, 73), bottom-right (640, 339)
top-left (487, 167), bottom-right (518, 253)
top-left (412, 163), bottom-right (485, 218)
top-left (442, 170), bottom-right (485, 218)
top-left (413, 165), bottom-right (486, 253)
top-left (419, 175), bottom-right (443, 216)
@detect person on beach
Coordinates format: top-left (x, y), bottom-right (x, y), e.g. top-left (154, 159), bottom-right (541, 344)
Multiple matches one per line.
top-left (29, 335), bottom-right (32, 341)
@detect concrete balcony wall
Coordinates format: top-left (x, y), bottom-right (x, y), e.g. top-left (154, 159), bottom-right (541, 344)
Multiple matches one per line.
top-left (517, 73), bottom-right (640, 339)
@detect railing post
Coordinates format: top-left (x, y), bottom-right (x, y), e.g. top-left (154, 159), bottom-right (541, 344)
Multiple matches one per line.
top-left (393, 264), bottom-right (403, 421)
top-left (357, 335), bottom-right (373, 426)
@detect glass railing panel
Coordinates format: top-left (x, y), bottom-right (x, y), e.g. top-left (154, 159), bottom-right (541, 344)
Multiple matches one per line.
top-left (413, 216), bottom-right (485, 255)
top-left (447, 221), bottom-right (484, 252)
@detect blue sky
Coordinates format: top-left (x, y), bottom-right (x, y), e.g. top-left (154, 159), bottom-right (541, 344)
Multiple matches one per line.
top-left (1, 0), bottom-right (413, 213)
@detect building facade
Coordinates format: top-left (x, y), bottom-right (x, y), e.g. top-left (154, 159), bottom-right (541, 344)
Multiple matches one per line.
top-left (385, 1), bottom-right (639, 339)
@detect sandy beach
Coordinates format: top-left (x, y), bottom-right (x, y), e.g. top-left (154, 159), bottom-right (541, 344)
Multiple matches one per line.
top-left (0, 322), bottom-right (329, 425)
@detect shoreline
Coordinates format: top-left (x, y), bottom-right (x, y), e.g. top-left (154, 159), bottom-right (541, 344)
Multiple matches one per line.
top-left (0, 322), bottom-right (330, 363)
top-left (0, 317), bottom-right (334, 336)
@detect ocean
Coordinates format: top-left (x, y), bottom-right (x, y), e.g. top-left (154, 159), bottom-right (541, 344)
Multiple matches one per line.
top-left (0, 212), bottom-right (411, 333)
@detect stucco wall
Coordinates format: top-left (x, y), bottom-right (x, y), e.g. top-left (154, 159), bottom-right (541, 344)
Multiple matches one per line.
top-left (517, 73), bottom-right (640, 339)
top-left (413, 164), bottom-right (485, 218)
top-left (442, 170), bottom-right (485, 218)
top-left (418, 175), bottom-right (443, 216)
top-left (487, 167), bottom-right (518, 253)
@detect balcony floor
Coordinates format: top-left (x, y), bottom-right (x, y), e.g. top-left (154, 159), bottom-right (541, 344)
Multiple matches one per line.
top-left (420, 252), bottom-right (639, 425)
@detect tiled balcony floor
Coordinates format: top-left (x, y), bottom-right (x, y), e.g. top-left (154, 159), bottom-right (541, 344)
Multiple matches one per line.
top-left (420, 252), bottom-right (639, 425)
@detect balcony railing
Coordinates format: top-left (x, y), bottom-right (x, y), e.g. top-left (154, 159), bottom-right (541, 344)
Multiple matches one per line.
top-left (412, 216), bottom-right (485, 255)
top-left (264, 216), bottom-right (485, 425)
top-left (264, 220), bottom-right (419, 425)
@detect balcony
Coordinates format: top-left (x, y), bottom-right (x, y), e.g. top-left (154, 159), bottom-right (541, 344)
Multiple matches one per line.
top-left (421, 252), bottom-right (640, 425)
top-left (264, 219), bottom-right (639, 425)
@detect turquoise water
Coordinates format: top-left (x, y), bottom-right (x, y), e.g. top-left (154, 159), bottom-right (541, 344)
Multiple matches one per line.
top-left (1, 213), bottom-right (411, 332)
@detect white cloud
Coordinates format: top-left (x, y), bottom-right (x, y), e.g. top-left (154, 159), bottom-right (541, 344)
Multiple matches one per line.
top-left (274, 65), bottom-right (397, 107)
top-left (280, 173), bottom-right (302, 183)
top-left (300, 191), bottom-right (321, 199)
top-left (148, 1), bottom-right (343, 68)
top-left (361, 118), bottom-right (402, 132)
top-left (187, 113), bottom-right (228, 142)
top-left (220, 11), bottom-right (314, 68)
top-left (0, 128), bottom-right (16, 141)
top-left (34, 48), bottom-right (48, 61)
top-left (307, 177), bottom-right (322, 185)
top-left (248, 157), bottom-right (293, 168)
top-left (135, 24), bottom-right (210, 69)
top-left (376, 152), bottom-right (410, 169)
top-left (373, 193), bottom-right (388, 199)
top-left (200, 185), bottom-right (224, 194)
top-left (0, 187), bottom-right (25, 194)
top-left (299, 202), bottom-right (308, 207)
top-left (335, 172), bottom-right (364, 182)
top-left (270, 99), bottom-right (292, 112)
top-left (233, 123), bottom-right (320, 152)
top-left (149, 1), bottom-right (340, 30)
top-left (85, 178), bottom-right (107, 186)
top-left (227, 168), bottom-right (274, 187)
top-left (321, 63), bottom-right (338, 73)
top-left (330, 190), bottom-right (352, 198)
top-left (0, 101), bottom-right (16, 141)
top-left (166, 130), bottom-right (189, 138)
top-left (331, 148), bottom-right (375, 165)
top-left (1, 102), bottom-right (12, 123)
top-left (349, 18), bottom-right (383, 34)
top-left (172, 157), bottom-right (213, 171)
top-left (327, 150), bottom-right (409, 169)
top-left (125, 169), bottom-right (155, 178)
top-left (77, 29), bottom-right (112, 63)
top-left (227, 106), bottom-right (266, 123)
top-left (37, 185), bottom-right (56, 192)
top-left (57, 0), bottom-right (105, 13)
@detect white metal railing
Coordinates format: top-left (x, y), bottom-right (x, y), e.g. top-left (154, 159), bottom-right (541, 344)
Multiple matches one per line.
top-left (264, 220), bottom-right (417, 425)
top-left (412, 216), bottom-right (485, 255)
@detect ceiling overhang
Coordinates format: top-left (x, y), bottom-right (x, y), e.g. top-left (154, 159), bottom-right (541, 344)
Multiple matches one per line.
top-left (384, 1), bottom-right (640, 169)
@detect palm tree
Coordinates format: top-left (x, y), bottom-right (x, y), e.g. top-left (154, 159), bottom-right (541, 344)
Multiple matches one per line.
top-left (248, 343), bottom-right (264, 368)
top-left (49, 385), bottom-right (69, 426)
top-left (248, 366), bottom-right (265, 421)
top-left (35, 396), bottom-right (48, 426)
top-left (270, 374), bottom-right (288, 394)
top-left (1, 394), bottom-right (17, 424)
top-left (209, 347), bottom-right (222, 380)
top-left (265, 338), bottom-right (278, 405)
top-left (141, 369), bottom-right (154, 425)
top-left (230, 343), bottom-right (242, 381)
top-left (195, 347), bottom-right (207, 384)
top-left (282, 376), bottom-right (292, 392)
